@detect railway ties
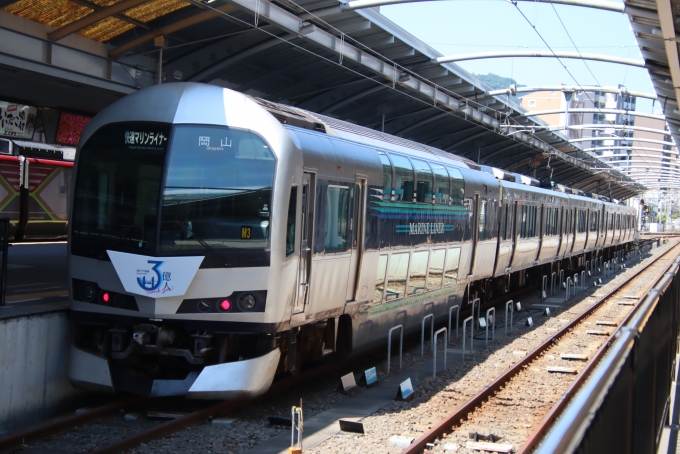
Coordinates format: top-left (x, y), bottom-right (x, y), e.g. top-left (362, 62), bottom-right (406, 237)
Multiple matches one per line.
top-left (3, 242), bottom-right (672, 454)
top-left (398, 239), bottom-right (680, 454)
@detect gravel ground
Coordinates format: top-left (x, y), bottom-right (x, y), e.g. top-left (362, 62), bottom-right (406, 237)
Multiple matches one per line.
top-left (16, 241), bottom-right (676, 454)
top-left (306, 240), bottom-right (680, 454)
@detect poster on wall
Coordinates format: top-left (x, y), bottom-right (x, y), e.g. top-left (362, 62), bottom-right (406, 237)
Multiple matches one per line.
top-left (0, 101), bottom-right (37, 139)
top-left (56, 112), bottom-right (92, 145)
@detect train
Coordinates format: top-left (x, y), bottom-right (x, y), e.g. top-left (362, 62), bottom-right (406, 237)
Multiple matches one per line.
top-left (67, 83), bottom-right (638, 398)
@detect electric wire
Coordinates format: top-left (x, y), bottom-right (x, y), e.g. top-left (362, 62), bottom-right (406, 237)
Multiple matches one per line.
top-left (510, 0), bottom-right (662, 186)
top-left (549, 3), bottom-right (675, 186)
top-left (180, 0), bottom-right (641, 191)
top-left (183, 0), bottom-right (538, 143)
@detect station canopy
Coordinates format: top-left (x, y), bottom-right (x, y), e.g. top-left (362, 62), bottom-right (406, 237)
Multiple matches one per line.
top-left (0, 0), bottom-right (646, 199)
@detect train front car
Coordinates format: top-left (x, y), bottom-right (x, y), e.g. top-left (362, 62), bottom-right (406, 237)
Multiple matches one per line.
top-left (68, 83), bottom-right (300, 399)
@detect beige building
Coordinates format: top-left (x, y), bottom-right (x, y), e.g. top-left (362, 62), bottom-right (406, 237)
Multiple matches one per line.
top-left (521, 88), bottom-right (679, 190)
top-left (625, 116), bottom-right (679, 189)
top-left (521, 90), bottom-right (584, 139)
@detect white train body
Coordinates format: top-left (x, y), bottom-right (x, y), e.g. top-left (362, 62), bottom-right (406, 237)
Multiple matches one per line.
top-left (68, 83), bottom-right (637, 398)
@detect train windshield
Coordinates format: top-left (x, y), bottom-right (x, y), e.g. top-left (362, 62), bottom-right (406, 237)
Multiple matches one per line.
top-left (71, 123), bottom-right (275, 258)
top-left (159, 125), bottom-right (276, 250)
top-left (71, 123), bottom-right (169, 256)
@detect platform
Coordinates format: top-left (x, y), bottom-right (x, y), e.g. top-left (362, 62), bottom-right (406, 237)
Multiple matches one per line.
top-left (0, 242), bottom-right (68, 320)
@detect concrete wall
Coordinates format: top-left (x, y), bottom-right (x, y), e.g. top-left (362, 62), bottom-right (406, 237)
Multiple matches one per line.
top-left (0, 311), bottom-right (86, 434)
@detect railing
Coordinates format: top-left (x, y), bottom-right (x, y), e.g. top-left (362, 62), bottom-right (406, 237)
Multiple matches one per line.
top-left (421, 314), bottom-right (433, 357)
top-left (386, 325), bottom-right (403, 375)
top-left (485, 307), bottom-right (495, 346)
top-left (0, 218), bottom-right (8, 307)
top-left (448, 304), bottom-right (460, 343)
top-left (462, 316), bottom-right (474, 360)
top-left (432, 327), bottom-right (447, 378)
top-left (505, 300), bottom-right (514, 336)
top-left (536, 255), bottom-right (680, 454)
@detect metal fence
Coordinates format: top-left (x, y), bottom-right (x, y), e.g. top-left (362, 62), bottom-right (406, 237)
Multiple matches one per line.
top-left (536, 255), bottom-right (680, 454)
top-left (0, 218), bottom-right (8, 306)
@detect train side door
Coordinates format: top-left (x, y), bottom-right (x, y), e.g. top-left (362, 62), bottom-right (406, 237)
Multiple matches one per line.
top-left (535, 204), bottom-right (545, 262)
top-left (468, 193), bottom-right (480, 276)
top-left (345, 178), bottom-right (366, 302)
top-left (293, 173), bottom-right (314, 314)
top-left (508, 201), bottom-right (519, 268)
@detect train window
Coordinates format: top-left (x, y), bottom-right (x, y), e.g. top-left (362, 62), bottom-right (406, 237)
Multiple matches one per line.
top-left (445, 167), bottom-right (465, 206)
top-left (427, 249), bottom-right (446, 290)
top-left (545, 207), bottom-right (556, 236)
top-left (390, 154), bottom-right (415, 202)
top-left (324, 186), bottom-right (350, 252)
top-left (430, 164), bottom-right (450, 205)
top-left (443, 247), bottom-right (461, 286)
top-left (589, 211), bottom-right (598, 232)
top-left (72, 122), bottom-right (169, 255)
top-left (577, 210), bottom-right (586, 233)
top-left (499, 204), bottom-right (507, 240)
top-left (411, 159), bottom-right (433, 203)
top-left (378, 152), bottom-right (392, 201)
top-left (478, 199), bottom-right (487, 240)
top-left (285, 186), bottom-right (297, 256)
top-left (521, 205), bottom-right (537, 238)
top-left (373, 254), bottom-right (388, 304)
top-left (160, 125), bottom-right (276, 251)
top-left (408, 251), bottom-right (429, 294)
top-left (616, 214), bottom-right (620, 230)
top-left (552, 208), bottom-right (560, 235)
top-left (600, 208), bottom-right (606, 232)
top-left (386, 252), bottom-right (409, 300)
top-left (608, 213), bottom-right (613, 230)
top-left (478, 198), bottom-right (497, 241)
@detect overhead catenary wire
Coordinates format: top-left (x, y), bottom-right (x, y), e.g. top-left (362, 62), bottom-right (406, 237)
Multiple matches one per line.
top-left (177, 0), bottom-right (642, 192)
top-left (509, 0), bottom-right (662, 174)
top-left (182, 0), bottom-right (548, 144)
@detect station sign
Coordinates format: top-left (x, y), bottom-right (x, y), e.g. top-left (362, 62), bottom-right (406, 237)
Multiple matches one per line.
top-left (0, 101), bottom-right (37, 139)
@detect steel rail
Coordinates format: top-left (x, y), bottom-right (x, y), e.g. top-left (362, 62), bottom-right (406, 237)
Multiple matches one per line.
top-left (0, 396), bottom-right (149, 452)
top-left (517, 242), bottom-right (680, 453)
top-left (533, 257), bottom-right (680, 453)
top-left (401, 241), bottom-right (678, 454)
top-left (88, 282), bottom-right (539, 453)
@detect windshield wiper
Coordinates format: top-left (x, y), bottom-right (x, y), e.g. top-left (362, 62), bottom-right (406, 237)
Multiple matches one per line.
top-left (174, 221), bottom-right (232, 267)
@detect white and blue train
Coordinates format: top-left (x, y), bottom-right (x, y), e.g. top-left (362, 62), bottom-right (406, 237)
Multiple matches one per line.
top-left (67, 83), bottom-right (638, 398)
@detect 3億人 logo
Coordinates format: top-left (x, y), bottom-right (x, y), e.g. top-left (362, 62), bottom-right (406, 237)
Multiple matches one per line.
top-left (137, 260), bottom-right (173, 293)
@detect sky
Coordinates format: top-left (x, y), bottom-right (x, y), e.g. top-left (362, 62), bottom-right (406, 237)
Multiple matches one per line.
top-left (380, 0), bottom-right (656, 112)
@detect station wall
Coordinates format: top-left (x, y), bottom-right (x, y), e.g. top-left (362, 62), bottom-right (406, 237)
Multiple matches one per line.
top-left (0, 311), bottom-right (86, 434)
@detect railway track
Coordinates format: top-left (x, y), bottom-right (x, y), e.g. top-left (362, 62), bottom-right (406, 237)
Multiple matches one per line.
top-left (3, 245), bottom-right (666, 454)
top-left (0, 282), bottom-right (543, 454)
top-left (403, 240), bottom-right (680, 454)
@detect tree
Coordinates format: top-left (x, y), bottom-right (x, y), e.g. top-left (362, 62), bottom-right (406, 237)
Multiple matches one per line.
top-left (474, 73), bottom-right (526, 91)
top-left (474, 73), bottom-right (526, 103)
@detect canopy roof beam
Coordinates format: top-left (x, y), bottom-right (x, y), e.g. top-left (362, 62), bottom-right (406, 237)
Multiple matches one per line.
top-left (48, 0), bottom-right (150, 42)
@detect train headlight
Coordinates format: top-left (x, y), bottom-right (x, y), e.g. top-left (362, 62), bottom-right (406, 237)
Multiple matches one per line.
top-left (197, 300), bottom-right (212, 312)
top-left (113, 294), bottom-right (126, 308)
top-left (79, 282), bottom-right (95, 302)
top-left (218, 299), bottom-right (232, 312)
top-left (238, 294), bottom-right (257, 311)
